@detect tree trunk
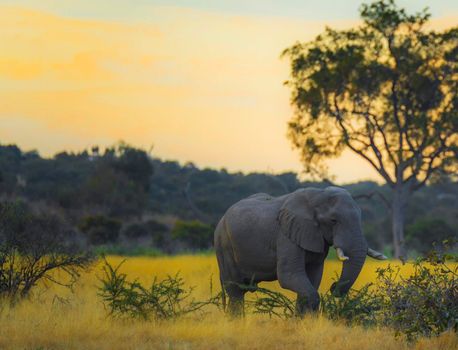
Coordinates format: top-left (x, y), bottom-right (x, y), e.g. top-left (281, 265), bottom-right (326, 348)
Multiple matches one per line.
top-left (392, 184), bottom-right (407, 259)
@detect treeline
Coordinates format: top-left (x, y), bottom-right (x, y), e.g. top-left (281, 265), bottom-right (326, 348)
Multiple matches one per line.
top-left (0, 143), bottom-right (456, 256)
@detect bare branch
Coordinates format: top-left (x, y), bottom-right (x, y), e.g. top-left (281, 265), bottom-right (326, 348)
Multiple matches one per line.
top-left (353, 190), bottom-right (392, 210)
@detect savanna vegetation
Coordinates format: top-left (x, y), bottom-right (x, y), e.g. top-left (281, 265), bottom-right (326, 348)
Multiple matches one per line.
top-left (0, 0), bottom-right (457, 348)
top-left (0, 254), bottom-right (457, 349)
top-left (0, 142), bottom-right (456, 258)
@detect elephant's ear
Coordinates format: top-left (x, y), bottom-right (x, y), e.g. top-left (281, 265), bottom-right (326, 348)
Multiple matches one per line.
top-left (277, 190), bottom-right (324, 253)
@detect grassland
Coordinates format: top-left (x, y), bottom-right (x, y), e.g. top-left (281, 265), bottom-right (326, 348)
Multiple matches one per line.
top-left (0, 255), bottom-right (456, 350)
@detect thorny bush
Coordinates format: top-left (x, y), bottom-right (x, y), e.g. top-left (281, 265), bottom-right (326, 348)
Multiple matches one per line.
top-left (98, 258), bottom-right (222, 320)
top-left (376, 245), bottom-right (458, 340)
top-left (0, 201), bottom-right (94, 304)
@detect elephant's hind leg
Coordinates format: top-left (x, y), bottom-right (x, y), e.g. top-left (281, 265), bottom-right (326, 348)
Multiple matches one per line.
top-left (216, 253), bottom-right (246, 317)
top-left (225, 282), bottom-right (246, 317)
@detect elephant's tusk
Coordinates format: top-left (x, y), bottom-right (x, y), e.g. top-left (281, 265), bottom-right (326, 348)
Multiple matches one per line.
top-left (335, 247), bottom-right (349, 261)
top-left (367, 248), bottom-right (388, 260)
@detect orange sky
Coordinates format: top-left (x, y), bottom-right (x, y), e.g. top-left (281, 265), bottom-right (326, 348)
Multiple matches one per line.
top-left (0, 4), bottom-right (456, 183)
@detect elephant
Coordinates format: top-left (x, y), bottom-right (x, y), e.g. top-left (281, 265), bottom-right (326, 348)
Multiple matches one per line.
top-left (214, 186), bottom-right (387, 316)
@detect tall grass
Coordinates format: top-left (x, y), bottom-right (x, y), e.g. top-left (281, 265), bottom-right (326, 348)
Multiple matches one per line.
top-left (0, 255), bottom-right (457, 349)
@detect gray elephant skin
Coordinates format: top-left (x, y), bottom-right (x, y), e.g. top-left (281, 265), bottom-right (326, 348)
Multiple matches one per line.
top-left (214, 186), bottom-right (386, 316)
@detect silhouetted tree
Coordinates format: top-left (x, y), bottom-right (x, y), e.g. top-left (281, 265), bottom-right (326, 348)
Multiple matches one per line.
top-left (283, 0), bottom-right (457, 258)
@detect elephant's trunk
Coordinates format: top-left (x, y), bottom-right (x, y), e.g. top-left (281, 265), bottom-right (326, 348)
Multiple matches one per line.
top-left (331, 239), bottom-right (368, 297)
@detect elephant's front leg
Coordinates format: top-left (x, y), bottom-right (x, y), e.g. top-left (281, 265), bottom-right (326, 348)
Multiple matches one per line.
top-left (277, 236), bottom-right (320, 316)
top-left (279, 272), bottom-right (320, 315)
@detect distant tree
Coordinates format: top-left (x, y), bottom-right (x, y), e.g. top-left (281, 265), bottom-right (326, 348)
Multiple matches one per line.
top-left (146, 220), bottom-right (170, 248)
top-left (113, 143), bottom-right (154, 192)
top-left (122, 222), bottom-right (149, 240)
top-left (82, 143), bottom-right (154, 217)
top-left (171, 220), bottom-right (213, 250)
top-left (406, 218), bottom-right (457, 255)
top-left (283, 0), bottom-right (457, 258)
top-left (121, 219), bottom-right (169, 243)
top-left (78, 215), bottom-right (122, 245)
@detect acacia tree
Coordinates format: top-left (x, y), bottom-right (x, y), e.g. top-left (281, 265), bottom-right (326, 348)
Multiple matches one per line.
top-left (282, 0), bottom-right (457, 258)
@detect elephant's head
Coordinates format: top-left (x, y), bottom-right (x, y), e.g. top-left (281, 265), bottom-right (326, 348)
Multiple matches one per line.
top-left (278, 186), bottom-right (386, 296)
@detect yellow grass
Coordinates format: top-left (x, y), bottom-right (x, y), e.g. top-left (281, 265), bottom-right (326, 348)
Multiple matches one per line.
top-left (0, 255), bottom-right (457, 350)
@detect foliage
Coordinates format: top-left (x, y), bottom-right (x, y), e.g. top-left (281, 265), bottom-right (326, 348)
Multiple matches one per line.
top-left (122, 222), bottom-right (150, 239)
top-left (376, 246), bottom-right (458, 340)
top-left (2, 255), bottom-right (458, 349)
top-left (121, 220), bottom-right (169, 247)
top-left (283, 0), bottom-right (457, 182)
top-left (406, 218), bottom-right (457, 255)
top-left (243, 286), bottom-right (296, 319)
top-left (0, 143), bottom-right (457, 255)
top-left (2, 142), bottom-right (154, 217)
top-left (98, 258), bottom-right (222, 320)
top-left (146, 220), bottom-right (170, 248)
top-left (282, 0), bottom-right (458, 258)
top-left (79, 215), bottom-right (122, 245)
top-left (171, 220), bottom-right (214, 250)
top-left (321, 283), bottom-right (382, 326)
top-left (0, 201), bottom-right (94, 302)
top-left (236, 245), bottom-right (458, 341)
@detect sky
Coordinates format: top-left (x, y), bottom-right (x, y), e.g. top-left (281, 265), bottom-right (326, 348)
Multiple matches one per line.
top-left (0, 1), bottom-right (457, 183)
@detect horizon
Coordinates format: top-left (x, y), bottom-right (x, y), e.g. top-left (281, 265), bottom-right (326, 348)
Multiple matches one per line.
top-left (0, 0), bottom-right (457, 184)
top-left (2, 140), bottom-right (387, 185)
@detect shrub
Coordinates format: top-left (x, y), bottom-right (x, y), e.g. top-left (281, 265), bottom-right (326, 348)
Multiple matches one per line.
top-left (121, 220), bottom-right (169, 247)
top-left (98, 258), bottom-right (221, 320)
top-left (171, 220), bottom-right (213, 250)
top-left (122, 222), bottom-right (148, 240)
top-left (320, 245), bottom-right (458, 340)
top-left (376, 247), bottom-right (458, 340)
top-left (244, 286), bottom-right (296, 319)
top-left (0, 201), bottom-right (94, 302)
top-left (321, 283), bottom-right (382, 326)
top-left (79, 215), bottom-right (121, 245)
top-left (146, 220), bottom-right (169, 248)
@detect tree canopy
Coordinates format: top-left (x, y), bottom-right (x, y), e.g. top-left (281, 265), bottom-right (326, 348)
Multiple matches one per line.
top-left (283, 0), bottom-right (457, 184)
top-left (283, 0), bottom-right (457, 258)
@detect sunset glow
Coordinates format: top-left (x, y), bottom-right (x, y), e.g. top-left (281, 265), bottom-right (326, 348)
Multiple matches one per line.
top-left (1, 1), bottom-right (456, 183)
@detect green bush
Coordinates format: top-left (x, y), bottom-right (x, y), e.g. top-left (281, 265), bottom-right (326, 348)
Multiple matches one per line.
top-left (171, 220), bottom-right (213, 250)
top-left (98, 258), bottom-right (221, 320)
top-left (244, 286), bottom-right (296, 319)
top-left (376, 248), bottom-right (458, 340)
top-left (321, 283), bottom-right (382, 326)
top-left (79, 215), bottom-right (121, 245)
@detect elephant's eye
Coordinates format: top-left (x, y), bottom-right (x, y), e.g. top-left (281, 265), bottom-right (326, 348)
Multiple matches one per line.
top-left (330, 219), bottom-right (337, 225)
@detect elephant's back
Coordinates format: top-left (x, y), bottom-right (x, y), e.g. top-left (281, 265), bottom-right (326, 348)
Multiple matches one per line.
top-left (224, 197), bottom-right (281, 249)
top-left (226, 196), bottom-right (282, 228)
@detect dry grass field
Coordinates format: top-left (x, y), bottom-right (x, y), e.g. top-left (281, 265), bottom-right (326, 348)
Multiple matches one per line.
top-left (0, 255), bottom-right (457, 350)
